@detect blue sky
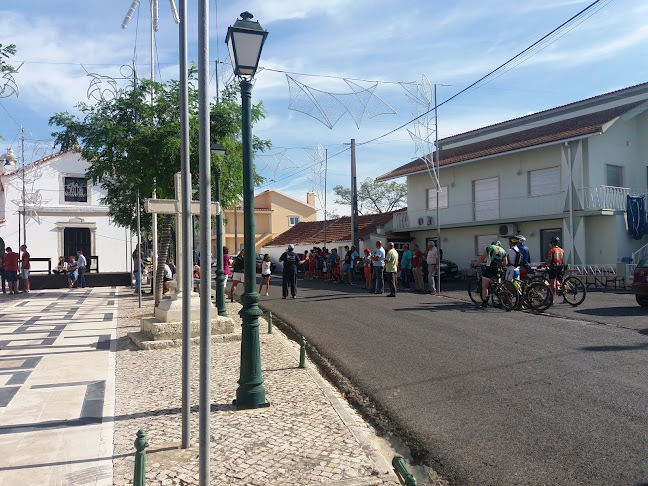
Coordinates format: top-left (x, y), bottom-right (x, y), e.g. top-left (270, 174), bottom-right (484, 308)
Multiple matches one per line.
top-left (1, 0), bottom-right (647, 217)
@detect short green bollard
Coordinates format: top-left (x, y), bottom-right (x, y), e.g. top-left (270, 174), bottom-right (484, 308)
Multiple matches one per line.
top-left (133, 429), bottom-right (149, 486)
top-left (299, 336), bottom-right (306, 368)
top-left (392, 456), bottom-right (417, 486)
top-left (267, 311), bottom-right (273, 334)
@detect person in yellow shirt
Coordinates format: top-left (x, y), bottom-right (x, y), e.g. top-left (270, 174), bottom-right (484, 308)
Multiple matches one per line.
top-left (384, 242), bottom-right (399, 297)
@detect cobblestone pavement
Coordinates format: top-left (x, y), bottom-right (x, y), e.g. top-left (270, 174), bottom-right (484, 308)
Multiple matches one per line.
top-left (113, 290), bottom-right (404, 486)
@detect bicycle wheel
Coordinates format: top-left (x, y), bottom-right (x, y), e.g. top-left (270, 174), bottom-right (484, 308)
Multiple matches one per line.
top-left (562, 276), bottom-right (586, 306)
top-left (496, 280), bottom-right (519, 311)
top-left (524, 280), bottom-right (553, 311)
top-left (468, 278), bottom-right (484, 304)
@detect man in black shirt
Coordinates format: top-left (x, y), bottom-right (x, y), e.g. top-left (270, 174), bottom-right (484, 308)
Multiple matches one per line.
top-left (279, 244), bottom-right (303, 299)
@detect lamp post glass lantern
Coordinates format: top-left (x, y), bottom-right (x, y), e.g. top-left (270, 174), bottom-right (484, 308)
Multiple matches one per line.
top-left (227, 12), bottom-right (270, 410)
top-left (211, 142), bottom-right (227, 317)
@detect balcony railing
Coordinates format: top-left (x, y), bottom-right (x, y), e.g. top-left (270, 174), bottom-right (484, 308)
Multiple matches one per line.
top-left (393, 186), bottom-right (640, 231)
top-left (576, 185), bottom-right (630, 211)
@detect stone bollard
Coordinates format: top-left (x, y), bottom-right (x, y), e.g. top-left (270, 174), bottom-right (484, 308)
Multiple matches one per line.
top-left (267, 311), bottom-right (273, 334)
top-left (299, 336), bottom-right (306, 368)
top-left (392, 456), bottom-right (417, 486)
top-left (133, 429), bottom-right (149, 486)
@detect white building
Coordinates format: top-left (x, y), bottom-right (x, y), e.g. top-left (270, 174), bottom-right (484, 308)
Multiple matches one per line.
top-left (0, 149), bottom-right (135, 273)
top-left (377, 82), bottom-right (648, 270)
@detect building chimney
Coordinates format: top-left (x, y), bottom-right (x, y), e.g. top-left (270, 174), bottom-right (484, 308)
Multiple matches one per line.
top-left (307, 192), bottom-right (315, 207)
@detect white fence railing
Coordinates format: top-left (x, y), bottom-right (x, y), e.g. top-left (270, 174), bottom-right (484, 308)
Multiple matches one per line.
top-left (577, 185), bottom-right (630, 211)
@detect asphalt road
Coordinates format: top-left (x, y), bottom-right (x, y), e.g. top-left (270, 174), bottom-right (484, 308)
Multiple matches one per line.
top-left (248, 275), bottom-right (648, 485)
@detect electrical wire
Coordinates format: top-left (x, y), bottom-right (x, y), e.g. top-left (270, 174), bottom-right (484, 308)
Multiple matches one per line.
top-left (357, 0), bottom-right (611, 147)
top-left (0, 103), bottom-right (21, 128)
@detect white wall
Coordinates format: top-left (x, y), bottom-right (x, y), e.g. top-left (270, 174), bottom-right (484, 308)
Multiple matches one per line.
top-left (0, 152), bottom-right (135, 272)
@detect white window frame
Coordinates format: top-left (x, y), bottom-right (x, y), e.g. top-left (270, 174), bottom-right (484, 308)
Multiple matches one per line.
top-left (605, 164), bottom-right (624, 188)
top-left (473, 177), bottom-right (499, 221)
top-left (528, 166), bottom-right (560, 197)
top-left (426, 186), bottom-right (448, 209)
top-left (289, 215), bottom-right (300, 226)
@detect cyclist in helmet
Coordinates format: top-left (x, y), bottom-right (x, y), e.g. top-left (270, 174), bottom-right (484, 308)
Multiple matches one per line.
top-left (505, 236), bottom-right (522, 282)
top-left (543, 236), bottom-right (564, 293)
top-left (517, 235), bottom-right (532, 278)
top-left (470, 240), bottom-right (508, 307)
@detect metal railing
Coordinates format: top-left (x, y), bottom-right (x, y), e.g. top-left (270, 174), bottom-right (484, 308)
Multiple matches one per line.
top-left (576, 185), bottom-right (630, 211)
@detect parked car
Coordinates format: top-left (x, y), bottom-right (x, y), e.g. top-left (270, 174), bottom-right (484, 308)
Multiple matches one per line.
top-left (255, 253), bottom-right (277, 274)
top-left (632, 255), bottom-right (648, 307)
top-left (423, 259), bottom-right (459, 281)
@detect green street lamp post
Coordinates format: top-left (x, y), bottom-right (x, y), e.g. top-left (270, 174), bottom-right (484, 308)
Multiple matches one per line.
top-left (226, 11), bottom-right (270, 410)
top-left (211, 142), bottom-right (227, 317)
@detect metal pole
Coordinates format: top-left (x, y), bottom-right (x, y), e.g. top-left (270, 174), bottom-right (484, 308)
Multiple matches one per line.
top-left (179, 0), bottom-right (191, 450)
top-left (235, 79), bottom-right (268, 410)
top-left (137, 192), bottom-right (142, 308)
top-left (215, 170), bottom-right (227, 316)
top-left (152, 186), bottom-right (157, 297)
top-left (434, 84), bottom-right (441, 294)
top-left (234, 202), bottom-right (238, 251)
top-left (198, 0), bottom-right (212, 482)
top-left (567, 142), bottom-right (575, 266)
top-left (324, 148), bottom-right (328, 247)
top-left (21, 127), bottom-right (26, 245)
top-left (351, 139), bottom-right (359, 250)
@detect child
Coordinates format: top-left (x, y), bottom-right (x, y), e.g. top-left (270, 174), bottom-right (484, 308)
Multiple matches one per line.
top-left (258, 253), bottom-right (272, 296)
top-left (363, 249), bottom-right (372, 289)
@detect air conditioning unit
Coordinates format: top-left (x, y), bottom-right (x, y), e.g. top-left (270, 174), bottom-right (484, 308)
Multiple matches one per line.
top-left (498, 224), bottom-right (516, 237)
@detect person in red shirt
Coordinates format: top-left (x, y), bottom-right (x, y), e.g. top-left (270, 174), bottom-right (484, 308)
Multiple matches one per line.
top-left (411, 243), bottom-right (424, 293)
top-left (4, 247), bottom-right (20, 294)
top-left (20, 244), bottom-right (31, 293)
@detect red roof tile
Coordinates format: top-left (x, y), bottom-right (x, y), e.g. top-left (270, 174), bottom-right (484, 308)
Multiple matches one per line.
top-left (266, 210), bottom-right (403, 247)
top-left (377, 100), bottom-right (646, 181)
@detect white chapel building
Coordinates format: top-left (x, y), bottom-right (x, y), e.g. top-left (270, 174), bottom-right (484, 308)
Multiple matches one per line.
top-left (0, 149), bottom-right (135, 273)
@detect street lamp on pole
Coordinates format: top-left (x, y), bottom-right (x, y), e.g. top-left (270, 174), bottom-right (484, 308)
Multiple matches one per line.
top-left (211, 141), bottom-right (227, 317)
top-left (226, 11), bottom-right (270, 411)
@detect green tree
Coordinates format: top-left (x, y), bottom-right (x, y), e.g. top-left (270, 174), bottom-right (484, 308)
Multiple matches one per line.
top-left (0, 43), bottom-right (16, 73)
top-left (49, 76), bottom-right (271, 303)
top-left (333, 177), bottom-right (407, 214)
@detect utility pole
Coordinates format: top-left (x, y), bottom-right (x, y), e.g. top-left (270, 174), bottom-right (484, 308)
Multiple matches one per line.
top-left (21, 127), bottom-right (26, 246)
top-left (351, 139), bottom-right (359, 250)
top-left (434, 84), bottom-right (441, 294)
top-left (324, 148), bottom-right (328, 247)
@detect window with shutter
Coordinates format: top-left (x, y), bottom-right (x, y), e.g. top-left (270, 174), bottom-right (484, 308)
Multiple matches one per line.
top-left (473, 177), bottom-right (499, 221)
top-left (528, 166), bottom-right (560, 196)
top-left (475, 235), bottom-right (498, 256)
top-left (605, 164), bottom-right (624, 187)
top-left (426, 186), bottom-right (448, 209)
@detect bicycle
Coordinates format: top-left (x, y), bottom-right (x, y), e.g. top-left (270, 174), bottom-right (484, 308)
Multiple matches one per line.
top-left (512, 276), bottom-right (553, 311)
top-left (468, 265), bottom-right (519, 311)
top-left (533, 266), bottom-right (586, 307)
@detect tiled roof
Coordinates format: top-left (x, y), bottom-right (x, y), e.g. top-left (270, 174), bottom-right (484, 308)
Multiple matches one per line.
top-left (1, 149), bottom-right (74, 179)
top-left (265, 210), bottom-right (403, 247)
top-left (377, 100), bottom-right (646, 182)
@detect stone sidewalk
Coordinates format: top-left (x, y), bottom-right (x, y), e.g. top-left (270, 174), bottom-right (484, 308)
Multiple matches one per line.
top-left (0, 287), bottom-right (116, 485)
top-left (112, 290), bottom-right (407, 485)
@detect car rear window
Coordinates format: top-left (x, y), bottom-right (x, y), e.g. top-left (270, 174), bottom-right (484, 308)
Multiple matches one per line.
top-left (638, 255), bottom-right (648, 267)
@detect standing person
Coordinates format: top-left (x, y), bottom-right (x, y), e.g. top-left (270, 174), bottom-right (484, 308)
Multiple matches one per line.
top-left (0, 252), bottom-right (6, 294)
top-left (400, 244), bottom-right (412, 290)
top-left (370, 241), bottom-right (386, 294)
top-left (542, 237), bottom-right (565, 294)
top-left (279, 244), bottom-right (302, 299)
top-left (132, 246), bottom-right (144, 293)
top-left (307, 248), bottom-right (316, 280)
top-left (20, 245), bottom-right (31, 293)
top-left (230, 249), bottom-right (244, 302)
top-left (67, 255), bottom-right (79, 289)
top-left (470, 240), bottom-right (508, 307)
top-left (505, 236), bottom-right (522, 282)
top-left (163, 258), bottom-right (173, 294)
top-left (76, 249), bottom-right (87, 288)
top-left (362, 248), bottom-right (372, 289)
top-left (517, 235), bottom-right (532, 279)
top-left (426, 242), bottom-right (439, 294)
top-left (349, 245), bottom-right (359, 284)
top-left (341, 245), bottom-right (352, 283)
top-left (258, 253), bottom-right (272, 296)
top-left (331, 249), bottom-right (341, 283)
top-left (411, 243), bottom-right (424, 293)
top-left (4, 247), bottom-right (20, 294)
top-left (193, 264), bottom-right (201, 294)
top-left (385, 242), bottom-right (399, 297)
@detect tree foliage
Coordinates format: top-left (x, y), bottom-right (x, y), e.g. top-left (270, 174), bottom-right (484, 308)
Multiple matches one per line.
top-left (49, 75), bottom-right (271, 230)
top-left (333, 177), bottom-right (407, 214)
top-left (0, 44), bottom-right (16, 73)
